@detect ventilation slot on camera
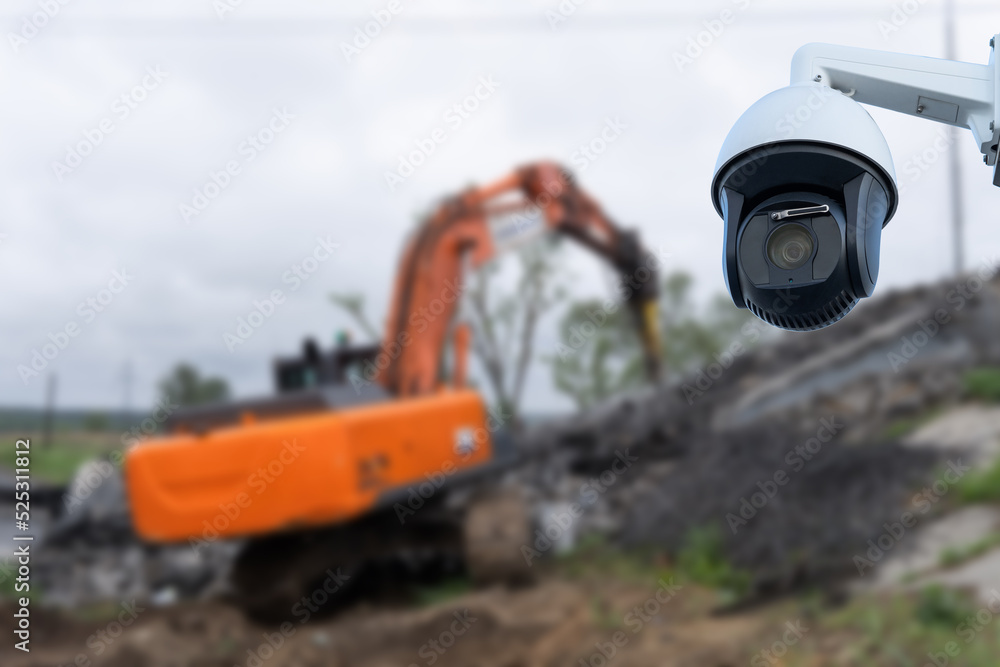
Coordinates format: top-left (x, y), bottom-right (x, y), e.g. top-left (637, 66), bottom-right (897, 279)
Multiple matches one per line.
top-left (745, 290), bottom-right (858, 332)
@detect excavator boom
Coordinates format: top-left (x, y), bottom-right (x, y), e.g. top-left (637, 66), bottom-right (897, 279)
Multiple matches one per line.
top-left (379, 161), bottom-right (661, 397)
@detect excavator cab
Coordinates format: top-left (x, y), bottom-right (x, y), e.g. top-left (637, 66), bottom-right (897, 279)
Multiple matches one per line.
top-left (274, 335), bottom-right (379, 394)
top-left (158, 337), bottom-right (393, 437)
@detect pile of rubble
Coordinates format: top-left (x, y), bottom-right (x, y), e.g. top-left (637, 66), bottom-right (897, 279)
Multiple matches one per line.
top-left (33, 461), bottom-right (238, 608)
top-left (620, 423), bottom-right (943, 591)
top-left (525, 272), bottom-right (1000, 592)
top-left (528, 270), bottom-right (1000, 458)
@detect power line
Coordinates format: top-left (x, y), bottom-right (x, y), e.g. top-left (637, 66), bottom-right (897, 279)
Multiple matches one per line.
top-left (121, 360), bottom-right (133, 429)
top-left (3, 6), bottom-right (999, 37)
top-left (41, 373), bottom-right (57, 450)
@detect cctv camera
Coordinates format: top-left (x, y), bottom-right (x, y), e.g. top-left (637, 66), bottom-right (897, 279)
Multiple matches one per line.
top-left (711, 83), bottom-right (898, 331)
top-left (712, 36), bottom-right (999, 332)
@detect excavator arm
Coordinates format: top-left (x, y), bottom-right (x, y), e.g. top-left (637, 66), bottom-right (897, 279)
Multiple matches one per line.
top-left (378, 161), bottom-right (662, 397)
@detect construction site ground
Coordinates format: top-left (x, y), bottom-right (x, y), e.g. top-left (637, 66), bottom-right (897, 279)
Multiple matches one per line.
top-left (5, 410), bottom-right (1000, 666)
top-left (5, 534), bottom-right (1000, 667)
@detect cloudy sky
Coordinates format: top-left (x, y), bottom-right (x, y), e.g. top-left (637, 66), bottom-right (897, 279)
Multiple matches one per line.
top-left (2, 0), bottom-right (999, 414)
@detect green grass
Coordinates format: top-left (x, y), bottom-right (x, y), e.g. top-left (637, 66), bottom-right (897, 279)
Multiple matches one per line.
top-left (882, 409), bottom-right (941, 441)
top-left (590, 595), bottom-right (622, 631)
top-left (0, 570), bottom-right (20, 600)
top-left (556, 528), bottom-right (751, 604)
top-left (0, 431), bottom-right (121, 484)
top-left (0, 560), bottom-right (38, 602)
top-left (556, 535), bottom-right (668, 583)
top-left (783, 587), bottom-right (1000, 666)
top-left (26, 445), bottom-right (105, 484)
top-left (956, 457), bottom-right (1000, 505)
top-left (914, 585), bottom-right (977, 628)
top-left (940, 532), bottom-right (1000, 568)
top-left (413, 577), bottom-right (472, 607)
top-left (674, 526), bottom-right (751, 603)
top-left (964, 368), bottom-right (1000, 403)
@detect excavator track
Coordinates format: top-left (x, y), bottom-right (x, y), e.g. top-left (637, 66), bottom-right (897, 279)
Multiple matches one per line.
top-left (229, 530), bottom-right (359, 621)
top-left (462, 488), bottom-right (535, 586)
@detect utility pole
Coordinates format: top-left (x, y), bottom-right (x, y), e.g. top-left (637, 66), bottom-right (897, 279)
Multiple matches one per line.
top-left (944, 0), bottom-right (966, 275)
top-left (121, 360), bottom-right (133, 430)
top-left (41, 373), bottom-right (57, 450)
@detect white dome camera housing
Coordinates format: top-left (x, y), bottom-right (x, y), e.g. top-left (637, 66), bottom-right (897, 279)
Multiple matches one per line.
top-left (711, 83), bottom-right (899, 332)
top-left (711, 36), bottom-right (999, 332)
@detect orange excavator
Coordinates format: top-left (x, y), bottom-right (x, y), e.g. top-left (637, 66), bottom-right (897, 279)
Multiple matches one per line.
top-left (124, 162), bottom-right (662, 613)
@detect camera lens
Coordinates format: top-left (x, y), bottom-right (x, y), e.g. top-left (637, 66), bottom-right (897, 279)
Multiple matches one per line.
top-left (766, 224), bottom-right (814, 270)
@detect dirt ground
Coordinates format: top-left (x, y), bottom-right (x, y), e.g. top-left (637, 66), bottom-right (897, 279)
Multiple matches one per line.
top-left (1, 572), bottom-right (802, 667)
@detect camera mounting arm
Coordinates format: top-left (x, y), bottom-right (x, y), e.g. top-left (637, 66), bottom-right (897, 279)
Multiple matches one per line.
top-left (791, 35), bottom-right (1000, 186)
